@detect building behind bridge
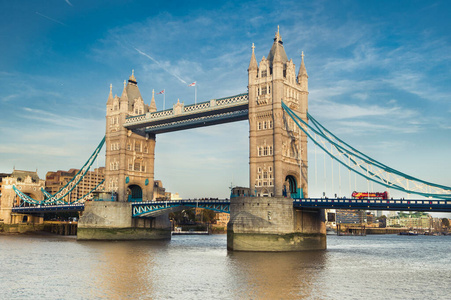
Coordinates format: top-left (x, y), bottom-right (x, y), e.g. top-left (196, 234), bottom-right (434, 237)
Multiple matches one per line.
top-left (45, 167), bottom-right (105, 203)
top-left (0, 170), bottom-right (45, 226)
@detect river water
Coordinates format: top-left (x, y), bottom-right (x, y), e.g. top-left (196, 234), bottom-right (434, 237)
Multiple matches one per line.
top-left (0, 233), bottom-right (449, 299)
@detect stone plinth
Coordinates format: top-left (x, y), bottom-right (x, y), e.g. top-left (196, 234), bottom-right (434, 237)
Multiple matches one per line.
top-left (227, 197), bottom-right (326, 251)
top-left (77, 201), bottom-right (171, 240)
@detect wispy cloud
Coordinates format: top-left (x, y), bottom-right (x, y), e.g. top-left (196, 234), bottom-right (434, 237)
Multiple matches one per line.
top-left (35, 12), bottom-right (67, 26)
top-left (22, 107), bottom-right (102, 129)
top-left (64, 0), bottom-right (73, 6)
top-left (134, 48), bottom-right (188, 85)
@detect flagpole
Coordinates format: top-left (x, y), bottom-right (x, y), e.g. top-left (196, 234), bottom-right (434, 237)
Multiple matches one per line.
top-left (163, 89), bottom-right (165, 110)
top-left (195, 84), bottom-right (197, 105)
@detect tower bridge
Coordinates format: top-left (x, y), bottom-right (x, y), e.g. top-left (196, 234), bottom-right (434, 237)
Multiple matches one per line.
top-left (5, 28), bottom-right (451, 250)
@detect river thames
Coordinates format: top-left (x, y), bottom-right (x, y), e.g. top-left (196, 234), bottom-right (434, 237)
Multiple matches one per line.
top-left (0, 233), bottom-right (449, 299)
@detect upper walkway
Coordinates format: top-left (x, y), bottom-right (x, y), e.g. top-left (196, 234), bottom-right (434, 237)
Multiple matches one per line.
top-left (124, 93), bottom-right (248, 134)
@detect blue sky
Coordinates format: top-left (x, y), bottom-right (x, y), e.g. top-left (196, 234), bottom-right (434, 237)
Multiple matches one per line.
top-left (1, 0), bottom-right (450, 202)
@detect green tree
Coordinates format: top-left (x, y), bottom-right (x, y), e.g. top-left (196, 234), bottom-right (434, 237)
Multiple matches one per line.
top-left (201, 209), bottom-right (217, 223)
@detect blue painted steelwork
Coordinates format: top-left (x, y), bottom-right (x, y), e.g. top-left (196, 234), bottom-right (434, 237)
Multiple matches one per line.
top-left (11, 197), bottom-right (451, 217)
top-left (281, 102), bottom-right (451, 200)
top-left (132, 199), bottom-right (230, 218)
top-left (143, 109), bottom-right (248, 134)
top-left (12, 137), bottom-right (105, 205)
top-left (11, 204), bottom-right (84, 214)
top-left (124, 93), bottom-right (249, 134)
top-left (293, 198), bottom-right (451, 212)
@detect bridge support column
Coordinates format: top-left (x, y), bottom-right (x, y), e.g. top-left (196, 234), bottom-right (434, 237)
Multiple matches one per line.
top-left (227, 197), bottom-right (326, 251)
top-left (77, 202), bottom-right (171, 240)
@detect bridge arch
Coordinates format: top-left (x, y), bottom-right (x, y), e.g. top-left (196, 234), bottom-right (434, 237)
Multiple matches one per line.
top-left (127, 184), bottom-right (143, 202)
top-left (18, 192), bottom-right (40, 207)
top-left (285, 175), bottom-right (300, 199)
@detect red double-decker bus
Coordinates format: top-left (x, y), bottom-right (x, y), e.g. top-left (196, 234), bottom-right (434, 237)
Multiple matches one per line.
top-left (351, 191), bottom-right (388, 200)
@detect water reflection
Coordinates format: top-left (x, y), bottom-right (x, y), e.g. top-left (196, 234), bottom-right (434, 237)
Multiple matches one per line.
top-left (78, 240), bottom-right (170, 299)
top-left (1, 234), bottom-right (450, 299)
top-left (227, 250), bottom-right (327, 299)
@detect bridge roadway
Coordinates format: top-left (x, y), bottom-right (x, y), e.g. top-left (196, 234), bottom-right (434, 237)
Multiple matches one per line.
top-left (11, 198), bottom-right (451, 216)
top-left (123, 93), bottom-right (249, 134)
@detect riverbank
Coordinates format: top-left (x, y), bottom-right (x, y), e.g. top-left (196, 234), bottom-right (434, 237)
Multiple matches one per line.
top-left (0, 221), bottom-right (77, 235)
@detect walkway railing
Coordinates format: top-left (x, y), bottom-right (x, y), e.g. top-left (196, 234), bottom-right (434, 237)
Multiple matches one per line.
top-left (124, 93), bottom-right (248, 130)
top-left (293, 198), bottom-right (451, 212)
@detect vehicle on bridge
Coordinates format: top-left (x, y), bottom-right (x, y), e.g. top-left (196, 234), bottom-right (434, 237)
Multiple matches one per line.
top-left (351, 191), bottom-right (389, 200)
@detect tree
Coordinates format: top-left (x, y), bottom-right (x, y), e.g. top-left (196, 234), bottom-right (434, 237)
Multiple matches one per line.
top-left (201, 209), bottom-right (217, 223)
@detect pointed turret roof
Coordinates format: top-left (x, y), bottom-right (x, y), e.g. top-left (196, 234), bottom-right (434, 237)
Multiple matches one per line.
top-left (297, 51), bottom-right (308, 78)
top-left (125, 70), bottom-right (142, 104)
top-left (267, 26), bottom-right (288, 66)
top-left (106, 84), bottom-right (113, 105)
top-left (248, 43), bottom-right (258, 71)
top-left (129, 69), bottom-right (137, 84)
top-left (149, 89), bottom-right (157, 112)
top-left (120, 80), bottom-right (128, 101)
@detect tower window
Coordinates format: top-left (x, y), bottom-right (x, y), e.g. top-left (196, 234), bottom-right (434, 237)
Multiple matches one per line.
top-left (261, 70), bottom-right (267, 77)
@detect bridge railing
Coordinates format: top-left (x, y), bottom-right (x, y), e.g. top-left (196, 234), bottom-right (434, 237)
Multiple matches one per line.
top-left (124, 93), bottom-right (248, 127)
top-left (293, 198), bottom-right (451, 212)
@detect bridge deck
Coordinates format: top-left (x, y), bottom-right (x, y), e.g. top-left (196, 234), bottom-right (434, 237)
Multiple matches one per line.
top-left (294, 198), bottom-right (451, 212)
top-left (11, 198), bottom-right (451, 215)
top-left (12, 204), bottom-right (84, 213)
top-left (124, 93), bottom-right (249, 134)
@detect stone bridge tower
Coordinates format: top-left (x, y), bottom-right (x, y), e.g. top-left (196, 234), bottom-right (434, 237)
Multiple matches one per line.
top-left (105, 71), bottom-right (157, 202)
top-left (228, 29), bottom-right (325, 252)
top-left (248, 28), bottom-right (309, 199)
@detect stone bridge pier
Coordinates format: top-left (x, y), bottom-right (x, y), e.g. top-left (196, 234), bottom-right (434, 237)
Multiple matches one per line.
top-left (77, 202), bottom-right (171, 240)
top-left (227, 197), bottom-right (326, 251)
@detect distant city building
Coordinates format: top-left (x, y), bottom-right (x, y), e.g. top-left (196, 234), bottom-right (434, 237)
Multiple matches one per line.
top-left (366, 212), bottom-right (374, 225)
top-left (171, 193), bottom-right (182, 200)
top-left (336, 209), bottom-right (366, 224)
top-left (153, 180), bottom-right (166, 200)
top-left (216, 212), bottom-right (230, 227)
top-left (0, 172), bottom-right (11, 198)
top-left (45, 167), bottom-right (105, 203)
top-left (374, 210), bottom-right (383, 218)
top-left (0, 170), bottom-right (45, 224)
top-left (387, 212), bottom-right (431, 229)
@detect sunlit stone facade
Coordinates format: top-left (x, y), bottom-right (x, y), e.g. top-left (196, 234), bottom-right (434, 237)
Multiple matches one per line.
top-left (105, 72), bottom-right (157, 202)
top-left (248, 28), bottom-right (309, 198)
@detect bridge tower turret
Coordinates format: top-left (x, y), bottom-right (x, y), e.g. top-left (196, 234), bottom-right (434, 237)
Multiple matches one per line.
top-left (228, 28), bottom-right (324, 252)
top-left (105, 71), bottom-right (156, 202)
top-left (248, 27), bottom-right (308, 199)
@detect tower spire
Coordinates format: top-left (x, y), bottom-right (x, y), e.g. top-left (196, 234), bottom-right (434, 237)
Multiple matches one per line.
top-left (129, 69), bottom-right (137, 84)
top-left (121, 80), bottom-right (128, 101)
top-left (248, 43), bottom-right (258, 71)
top-left (107, 84), bottom-right (113, 105)
top-left (267, 26), bottom-right (288, 66)
top-left (149, 89), bottom-right (157, 112)
top-left (297, 51), bottom-right (308, 79)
